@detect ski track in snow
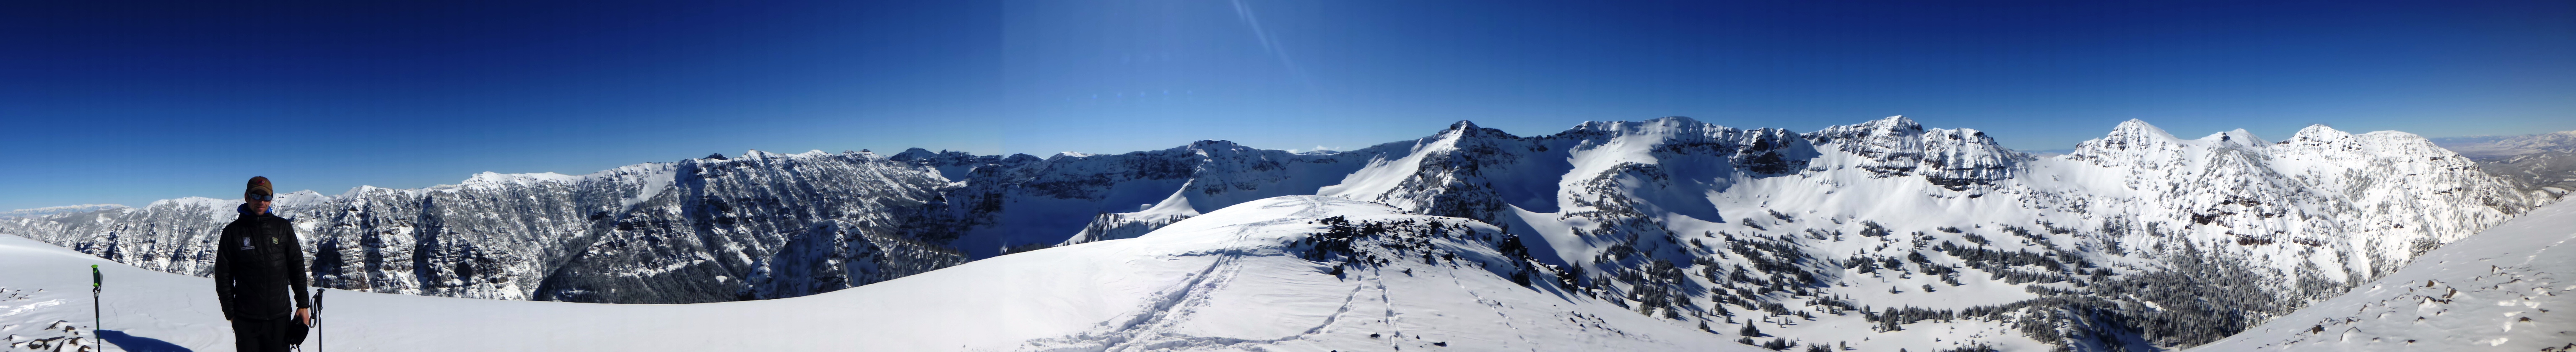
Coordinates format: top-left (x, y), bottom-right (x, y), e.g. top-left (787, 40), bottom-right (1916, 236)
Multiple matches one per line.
top-left (1445, 263), bottom-right (1539, 351)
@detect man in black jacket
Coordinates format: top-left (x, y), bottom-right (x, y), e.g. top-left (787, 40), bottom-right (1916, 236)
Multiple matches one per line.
top-left (214, 176), bottom-right (311, 352)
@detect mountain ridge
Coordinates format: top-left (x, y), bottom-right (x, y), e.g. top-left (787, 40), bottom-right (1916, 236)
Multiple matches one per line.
top-left (1, 116), bottom-right (2550, 350)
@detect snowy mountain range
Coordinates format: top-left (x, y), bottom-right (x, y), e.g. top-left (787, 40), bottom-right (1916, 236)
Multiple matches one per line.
top-left (2433, 130), bottom-right (2576, 199)
top-left (2, 116), bottom-right (2554, 351)
top-left (3, 196), bottom-right (1776, 352)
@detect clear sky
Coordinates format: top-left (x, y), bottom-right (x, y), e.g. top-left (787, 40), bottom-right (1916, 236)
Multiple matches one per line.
top-left (4, 0), bottom-right (2572, 211)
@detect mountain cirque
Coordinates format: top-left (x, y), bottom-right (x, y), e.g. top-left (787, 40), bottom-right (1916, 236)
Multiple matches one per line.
top-left (3, 116), bottom-right (2553, 350)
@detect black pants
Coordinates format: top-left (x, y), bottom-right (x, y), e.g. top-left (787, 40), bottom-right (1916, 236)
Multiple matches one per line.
top-left (230, 318), bottom-right (301, 352)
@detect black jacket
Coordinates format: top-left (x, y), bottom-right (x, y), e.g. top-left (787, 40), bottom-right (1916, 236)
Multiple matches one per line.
top-left (214, 205), bottom-right (312, 321)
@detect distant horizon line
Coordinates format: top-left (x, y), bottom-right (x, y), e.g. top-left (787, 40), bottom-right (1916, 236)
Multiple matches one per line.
top-left (12, 116), bottom-right (2560, 213)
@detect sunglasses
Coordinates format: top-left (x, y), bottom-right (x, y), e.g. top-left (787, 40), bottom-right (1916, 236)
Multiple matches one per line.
top-left (247, 193), bottom-right (273, 202)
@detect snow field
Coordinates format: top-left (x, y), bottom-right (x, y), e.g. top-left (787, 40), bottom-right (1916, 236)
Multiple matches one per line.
top-left (4, 115), bottom-right (2550, 352)
top-left (4, 196), bottom-right (1763, 352)
top-left (2190, 199), bottom-right (2576, 351)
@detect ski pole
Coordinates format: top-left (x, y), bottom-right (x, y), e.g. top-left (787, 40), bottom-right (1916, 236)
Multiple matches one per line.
top-left (91, 264), bottom-right (100, 336)
top-left (315, 288), bottom-right (324, 352)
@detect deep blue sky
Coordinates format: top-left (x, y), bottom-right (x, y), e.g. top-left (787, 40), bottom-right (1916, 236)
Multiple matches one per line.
top-left (5, 0), bottom-right (2572, 210)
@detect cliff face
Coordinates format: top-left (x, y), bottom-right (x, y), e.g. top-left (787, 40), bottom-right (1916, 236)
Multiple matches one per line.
top-left (1807, 115), bottom-right (2016, 189)
top-left (5, 151), bottom-right (962, 303)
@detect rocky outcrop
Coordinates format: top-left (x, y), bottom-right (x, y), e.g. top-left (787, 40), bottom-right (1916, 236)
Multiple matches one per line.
top-left (1807, 115), bottom-right (2020, 190)
top-left (4, 151), bottom-right (963, 303)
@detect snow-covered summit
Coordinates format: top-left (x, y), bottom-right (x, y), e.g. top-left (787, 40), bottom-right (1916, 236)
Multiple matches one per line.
top-left (461, 171), bottom-right (583, 188)
top-left (2198, 128), bottom-right (2270, 148)
top-left (1808, 115), bottom-right (2018, 189)
top-left (2108, 118), bottom-right (2180, 140)
top-left (2283, 124), bottom-right (2360, 146)
top-left (2067, 119), bottom-right (2185, 161)
top-left (1, 116), bottom-right (2554, 351)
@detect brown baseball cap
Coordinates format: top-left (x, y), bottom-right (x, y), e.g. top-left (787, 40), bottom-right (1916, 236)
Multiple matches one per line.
top-left (245, 176), bottom-right (273, 201)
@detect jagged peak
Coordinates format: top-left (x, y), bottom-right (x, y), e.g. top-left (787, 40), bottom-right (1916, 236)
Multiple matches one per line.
top-left (2103, 119), bottom-right (2176, 140)
top-left (1184, 140), bottom-right (1243, 150)
top-left (338, 185), bottom-right (387, 198)
top-left (1433, 119), bottom-right (1519, 140)
top-left (464, 171), bottom-right (582, 186)
top-left (2294, 124), bottom-right (2345, 135)
top-left (1645, 116), bottom-right (1703, 125)
top-left (1561, 116), bottom-right (1732, 137)
top-left (1863, 115), bottom-right (1920, 131)
top-left (891, 148), bottom-right (942, 161)
top-left (889, 148), bottom-right (990, 163)
top-left (2196, 129), bottom-right (2269, 146)
top-left (2288, 124), bottom-right (2354, 142)
top-left (719, 149), bottom-right (846, 161)
top-left (145, 197), bottom-right (237, 209)
top-left (1811, 115), bottom-right (1923, 137)
top-left (1446, 120), bottom-right (1480, 131)
top-left (2063, 119), bottom-right (2186, 156)
top-left (1161, 140), bottom-right (1262, 157)
top-left (1940, 127), bottom-right (1989, 137)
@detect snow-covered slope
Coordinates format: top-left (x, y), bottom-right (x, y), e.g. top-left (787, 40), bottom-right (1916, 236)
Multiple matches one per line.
top-left (1, 116), bottom-right (2553, 351)
top-left (2, 196), bottom-right (1761, 352)
top-left (2189, 198), bottom-right (2576, 351)
top-left (1264, 116), bottom-right (2544, 350)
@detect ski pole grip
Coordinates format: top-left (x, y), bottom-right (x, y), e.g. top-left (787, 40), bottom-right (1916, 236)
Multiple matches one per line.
top-left (91, 265), bottom-right (100, 288)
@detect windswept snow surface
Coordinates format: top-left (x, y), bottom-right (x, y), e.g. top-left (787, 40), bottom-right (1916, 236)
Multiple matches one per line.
top-left (2189, 199), bottom-right (2576, 352)
top-left (3, 197), bottom-right (1760, 352)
